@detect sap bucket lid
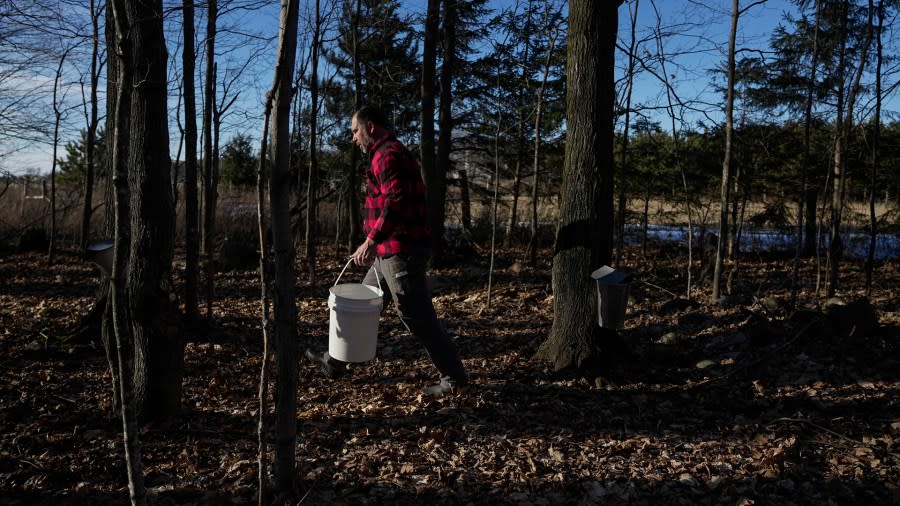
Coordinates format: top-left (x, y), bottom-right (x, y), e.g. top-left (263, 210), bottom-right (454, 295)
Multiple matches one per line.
top-left (591, 265), bottom-right (632, 285)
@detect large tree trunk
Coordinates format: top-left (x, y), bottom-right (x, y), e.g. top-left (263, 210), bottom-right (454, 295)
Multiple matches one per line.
top-left (535, 0), bottom-right (618, 371)
top-left (268, 0), bottom-right (300, 497)
top-left (432, 0), bottom-right (457, 264)
top-left (182, 0), bottom-right (200, 321)
top-left (123, 0), bottom-right (183, 424)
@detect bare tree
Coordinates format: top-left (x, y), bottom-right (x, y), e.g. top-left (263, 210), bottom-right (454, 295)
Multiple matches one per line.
top-left (183, 0), bottom-right (201, 322)
top-left (432, 0), bottom-right (457, 264)
top-left (79, 0), bottom-right (103, 252)
top-left (826, 0), bottom-right (874, 297)
top-left (268, 0), bottom-right (300, 497)
top-left (865, 0), bottom-right (883, 296)
top-left (420, 0), bottom-right (439, 226)
top-left (305, 0), bottom-right (323, 283)
top-left (202, 0), bottom-right (218, 318)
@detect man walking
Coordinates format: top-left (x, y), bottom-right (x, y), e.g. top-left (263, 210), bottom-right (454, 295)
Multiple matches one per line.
top-left (305, 105), bottom-right (468, 397)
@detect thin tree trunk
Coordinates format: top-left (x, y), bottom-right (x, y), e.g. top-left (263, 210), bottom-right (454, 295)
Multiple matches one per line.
top-left (268, 0), bottom-right (300, 496)
top-left (108, 1), bottom-right (145, 501)
top-left (347, 0), bottom-right (362, 252)
top-left (255, 92), bottom-right (274, 506)
top-left (433, 0), bottom-right (457, 264)
top-left (712, 0), bottom-right (739, 302)
top-left (203, 0), bottom-right (218, 317)
top-left (525, 12), bottom-right (559, 266)
top-left (421, 0), bottom-right (438, 222)
top-left (49, 49), bottom-right (69, 265)
top-left (183, 0), bottom-right (200, 321)
top-left (865, 0), bottom-right (882, 297)
top-left (827, 0), bottom-right (873, 297)
top-left (306, 0), bottom-right (322, 284)
top-left (792, 0), bottom-right (821, 306)
top-left (80, 0), bottom-right (101, 252)
top-left (615, 0), bottom-right (639, 267)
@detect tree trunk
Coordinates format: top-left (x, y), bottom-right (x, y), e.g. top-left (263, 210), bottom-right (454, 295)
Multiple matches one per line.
top-left (80, 0), bottom-right (101, 253)
top-left (306, 0), bottom-right (322, 284)
top-left (268, 0), bottom-right (300, 497)
top-left (535, 0), bottom-right (618, 371)
top-left (123, 0), bottom-right (183, 424)
top-left (420, 0), bottom-right (438, 223)
top-left (49, 50), bottom-right (68, 265)
top-left (183, 0), bottom-right (200, 321)
top-left (202, 0), bottom-right (218, 318)
top-left (347, 0), bottom-right (362, 252)
top-left (459, 167), bottom-right (471, 231)
top-left (255, 92), bottom-right (274, 506)
top-left (525, 13), bottom-right (559, 266)
top-left (108, 1), bottom-right (145, 501)
top-left (615, 0), bottom-right (639, 267)
top-left (712, 0), bottom-right (739, 302)
top-left (827, 0), bottom-right (873, 297)
top-left (865, 0), bottom-right (882, 296)
top-left (432, 0), bottom-right (457, 264)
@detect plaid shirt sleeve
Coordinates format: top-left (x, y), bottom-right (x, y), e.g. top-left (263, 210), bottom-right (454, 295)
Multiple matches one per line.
top-left (364, 138), bottom-right (429, 257)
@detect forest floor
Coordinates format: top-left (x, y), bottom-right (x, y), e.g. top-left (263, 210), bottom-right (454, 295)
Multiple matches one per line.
top-left (0, 241), bottom-right (898, 505)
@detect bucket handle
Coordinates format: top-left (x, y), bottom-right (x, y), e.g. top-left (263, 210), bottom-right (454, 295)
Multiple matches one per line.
top-left (334, 258), bottom-right (383, 293)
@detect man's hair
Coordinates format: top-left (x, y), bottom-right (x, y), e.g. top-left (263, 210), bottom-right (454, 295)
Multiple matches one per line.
top-left (354, 105), bottom-right (390, 129)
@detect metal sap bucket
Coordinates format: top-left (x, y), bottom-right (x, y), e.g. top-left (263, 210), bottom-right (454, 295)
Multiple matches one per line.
top-left (86, 240), bottom-right (115, 276)
top-left (591, 265), bottom-right (632, 330)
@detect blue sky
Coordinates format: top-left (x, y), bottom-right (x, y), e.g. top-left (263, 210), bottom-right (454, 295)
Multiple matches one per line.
top-left (4, 0), bottom-right (897, 175)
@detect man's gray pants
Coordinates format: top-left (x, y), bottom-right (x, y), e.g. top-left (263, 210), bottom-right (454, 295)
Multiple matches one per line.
top-left (363, 253), bottom-right (468, 385)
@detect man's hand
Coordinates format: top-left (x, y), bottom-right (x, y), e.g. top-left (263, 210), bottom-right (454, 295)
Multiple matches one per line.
top-left (351, 237), bottom-right (376, 266)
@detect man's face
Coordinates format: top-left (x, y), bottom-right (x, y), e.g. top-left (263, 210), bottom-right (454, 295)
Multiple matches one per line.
top-left (351, 115), bottom-right (375, 154)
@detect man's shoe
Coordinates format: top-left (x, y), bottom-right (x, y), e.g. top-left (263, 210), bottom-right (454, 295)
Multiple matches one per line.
top-left (304, 349), bottom-right (346, 379)
top-left (423, 376), bottom-right (468, 397)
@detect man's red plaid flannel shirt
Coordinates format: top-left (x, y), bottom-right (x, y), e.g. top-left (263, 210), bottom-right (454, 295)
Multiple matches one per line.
top-left (364, 133), bottom-right (430, 257)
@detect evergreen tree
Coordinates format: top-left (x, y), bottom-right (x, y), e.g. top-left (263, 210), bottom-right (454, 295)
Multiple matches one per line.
top-left (220, 133), bottom-right (258, 187)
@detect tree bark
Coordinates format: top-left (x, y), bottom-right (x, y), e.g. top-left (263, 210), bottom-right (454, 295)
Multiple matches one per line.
top-left (420, 0), bottom-right (438, 220)
top-left (183, 0), bottom-right (200, 321)
top-left (268, 0), bottom-right (300, 497)
top-left (432, 0), bottom-right (457, 264)
top-left (80, 0), bottom-right (101, 253)
top-left (712, 0), bottom-right (739, 302)
top-left (865, 0), bottom-right (882, 296)
top-left (347, 0), bottom-right (362, 252)
top-left (202, 0), bottom-right (218, 317)
top-left (108, 1), bottom-right (145, 501)
top-left (123, 0), bottom-right (183, 423)
top-left (535, 0), bottom-right (618, 371)
top-left (615, 0), bottom-right (639, 267)
top-left (827, 0), bottom-right (873, 297)
top-left (306, 0), bottom-right (322, 284)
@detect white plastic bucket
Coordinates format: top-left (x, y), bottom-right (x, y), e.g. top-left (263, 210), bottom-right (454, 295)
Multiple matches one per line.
top-left (327, 260), bottom-right (383, 362)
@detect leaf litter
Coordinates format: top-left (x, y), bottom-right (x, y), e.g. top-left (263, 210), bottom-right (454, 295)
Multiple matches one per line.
top-left (0, 245), bottom-right (898, 505)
